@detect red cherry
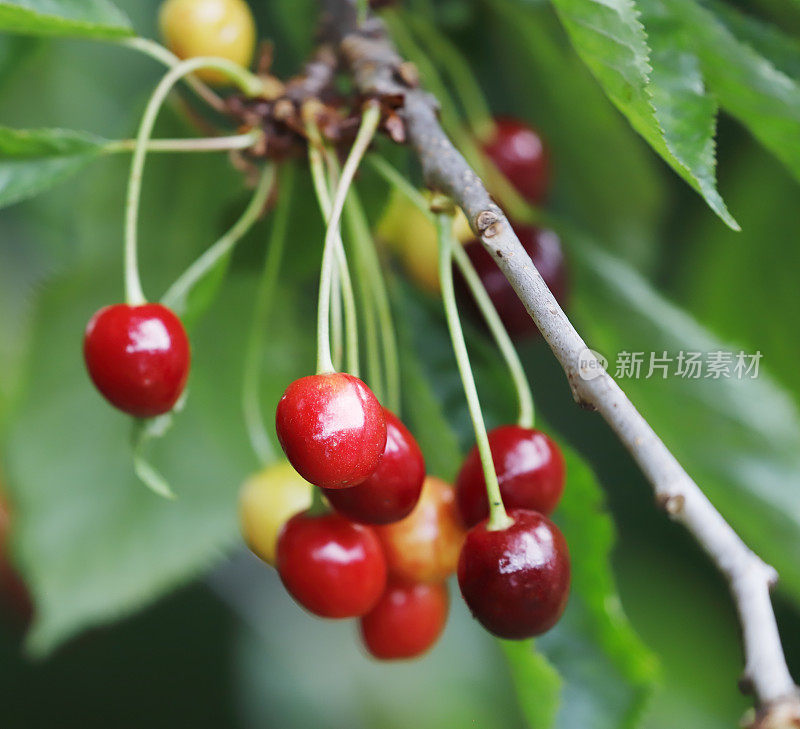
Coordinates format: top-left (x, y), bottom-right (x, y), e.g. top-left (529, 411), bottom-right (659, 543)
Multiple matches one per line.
top-left (482, 117), bottom-right (549, 204)
top-left (456, 426), bottom-right (565, 528)
top-left (360, 580), bottom-right (449, 660)
top-left (375, 476), bottom-right (466, 583)
top-left (322, 409), bottom-right (425, 524)
top-left (276, 511), bottom-right (387, 618)
top-left (276, 373), bottom-right (387, 489)
top-left (457, 509), bottom-right (570, 639)
top-left (462, 225), bottom-right (567, 338)
top-left (83, 303), bottom-right (190, 418)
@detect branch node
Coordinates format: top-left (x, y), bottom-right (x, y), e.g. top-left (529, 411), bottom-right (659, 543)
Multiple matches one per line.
top-left (656, 492), bottom-right (686, 516)
top-left (475, 210), bottom-right (499, 236)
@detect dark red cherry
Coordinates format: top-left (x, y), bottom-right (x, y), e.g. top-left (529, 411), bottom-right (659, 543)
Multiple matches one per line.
top-left (360, 580), bottom-right (448, 660)
top-left (0, 496), bottom-right (32, 626)
top-left (456, 426), bottom-right (565, 528)
top-left (457, 509), bottom-right (570, 639)
top-left (276, 373), bottom-right (387, 489)
top-left (276, 511), bottom-right (387, 618)
top-left (83, 303), bottom-right (190, 418)
top-left (482, 117), bottom-right (549, 204)
top-left (322, 409), bottom-right (425, 524)
top-left (462, 225), bottom-right (567, 338)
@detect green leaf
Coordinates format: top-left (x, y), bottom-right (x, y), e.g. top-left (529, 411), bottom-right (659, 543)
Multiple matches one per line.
top-left (4, 267), bottom-right (313, 656)
top-left (571, 240), bottom-right (800, 604)
top-left (0, 126), bottom-right (106, 208)
top-left (0, 0), bottom-right (132, 38)
top-left (394, 281), bottom-right (657, 728)
top-left (660, 0), bottom-right (800, 188)
top-left (548, 0), bottom-right (736, 228)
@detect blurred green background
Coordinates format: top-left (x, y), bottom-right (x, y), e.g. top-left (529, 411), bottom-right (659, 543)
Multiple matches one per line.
top-left (1, 0), bottom-right (800, 727)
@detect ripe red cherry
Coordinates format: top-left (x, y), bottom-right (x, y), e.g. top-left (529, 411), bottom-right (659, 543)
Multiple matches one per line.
top-left (360, 580), bottom-right (449, 660)
top-left (276, 511), bottom-right (387, 618)
top-left (322, 409), bottom-right (425, 524)
top-left (457, 509), bottom-right (570, 639)
top-left (462, 225), bottom-right (567, 338)
top-left (0, 496), bottom-right (33, 626)
top-left (456, 426), bottom-right (565, 528)
top-left (83, 303), bottom-right (190, 418)
top-left (482, 117), bottom-right (549, 204)
top-left (276, 373), bottom-right (387, 489)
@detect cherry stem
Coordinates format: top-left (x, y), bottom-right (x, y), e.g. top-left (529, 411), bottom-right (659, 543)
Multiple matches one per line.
top-left (307, 136), bottom-right (360, 377)
top-left (344, 188), bottom-right (401, 414)
top-left (124, 56), bottom-right (265, 306)
top-left (451, 244), bottom-right (535, 429)
top-left (104, 130), bottom-right (262, 154)
top-left (161, 163), bottom-right (275, 310)
top-left (438, 212), bottom-right (512, 531)
top-left (368, 154), bottom-right (530, 424)
top-left (313, 102), bottom-right (381, 375)
top-left (242, 165), bottom-right (295, 466)
top-left (117, 37), bottom-right (227, 113)
top-left (308, 486), bottom-right (329, 516)
top-left (331, 262), bottom-right (344, 371)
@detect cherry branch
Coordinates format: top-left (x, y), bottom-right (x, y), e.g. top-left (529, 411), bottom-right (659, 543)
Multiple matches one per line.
top-left (321, 0), bottom-right (800, 722)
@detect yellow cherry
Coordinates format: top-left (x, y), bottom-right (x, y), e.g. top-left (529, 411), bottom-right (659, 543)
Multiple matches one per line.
top-left (158, 0), bottom-right (256, 85)
top-left (238, 461), bottom-right (312, 566)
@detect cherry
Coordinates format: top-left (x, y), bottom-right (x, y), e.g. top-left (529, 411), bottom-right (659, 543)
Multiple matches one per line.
top-left (457, 509), bottom-right (570, 639)
top-left (84, 303), bottom-right (190, 418)
top-left (322, 409), bottom-right (425, 525)
top-left (158, 0), bottom-right (256, 85)
top-left (462, 225), bottom-right (567, 338)
top-left (276, 511), bottom-right (387, 618)
top-left (375, 476), bottom-right (466, 583)
top-left (482, 117), bottom-right (549, 204)
top-left (239, 461), bottom-right (313, 566)
top-left (456, 425), bottom-right (565, 528)
top-left (275, 373), bottom-right (387, 489)
top-left (360, 580), bottom-right (449, 660)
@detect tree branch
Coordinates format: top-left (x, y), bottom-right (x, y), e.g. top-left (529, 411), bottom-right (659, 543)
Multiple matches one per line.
top-left (321, 0), bottom-right (800, 722)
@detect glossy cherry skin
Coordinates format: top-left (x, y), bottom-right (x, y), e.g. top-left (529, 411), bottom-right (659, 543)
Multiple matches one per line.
top-left (482, 117), bottom-right (549, 204)
top-left (457, 509), bottom-right (570, 639)
top-left (322, 409), bottom-right (425, 524)
top-left (462, 226), bottom-right (567, 338)
top-left (276, 511), bottom-right (387, 618)
top-left (456, 426), bottom-right (566, 528)
top-left (159, 0), bottom-right (256, 85)
top-left (376, 476), bottom-right (466, 583)
top-left (84, 303), bottom-right (190, 418)
top-left (360, 580), bottom-right (449, 660)
top-left (276, 373), bottom-right (387, 489)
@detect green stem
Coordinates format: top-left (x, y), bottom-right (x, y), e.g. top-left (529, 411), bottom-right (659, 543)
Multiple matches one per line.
top-left (357, 0), bottom-right (368, 25)
top-left (343, 192), bottom-right (385, 404)
top-left (369, 154), bottom-right (532, 426)
top-left (241, 166), bottom-right (295, 465)
top-left (104, 130), bottom-right (261, 154)
top-left (314, 103), bottom-right (381, 375)
top-left (438, 213), bottom-right (511, 531)
top-left (161, 163), bottom-right (275, 309)
top-left (451, 244), bottom-right (534, 428)
top-left (308, 140), bottom-right (361, 377)
top-left (308, 484), bottom-right (329, 516)
top-left (117, 37), bottom-right (227, 112)
top-left (330, 262), bottom-right (344, 371)
top-left (124, 56), bottom-right (265, 305)
top-left (345, 188), bottom-right (401, 414)
top-left (404, 12), bottom-right (494, 140)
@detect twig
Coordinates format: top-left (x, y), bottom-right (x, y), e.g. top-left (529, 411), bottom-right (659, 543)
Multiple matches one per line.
top-left (321, 0), bottom-right (800, 723)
